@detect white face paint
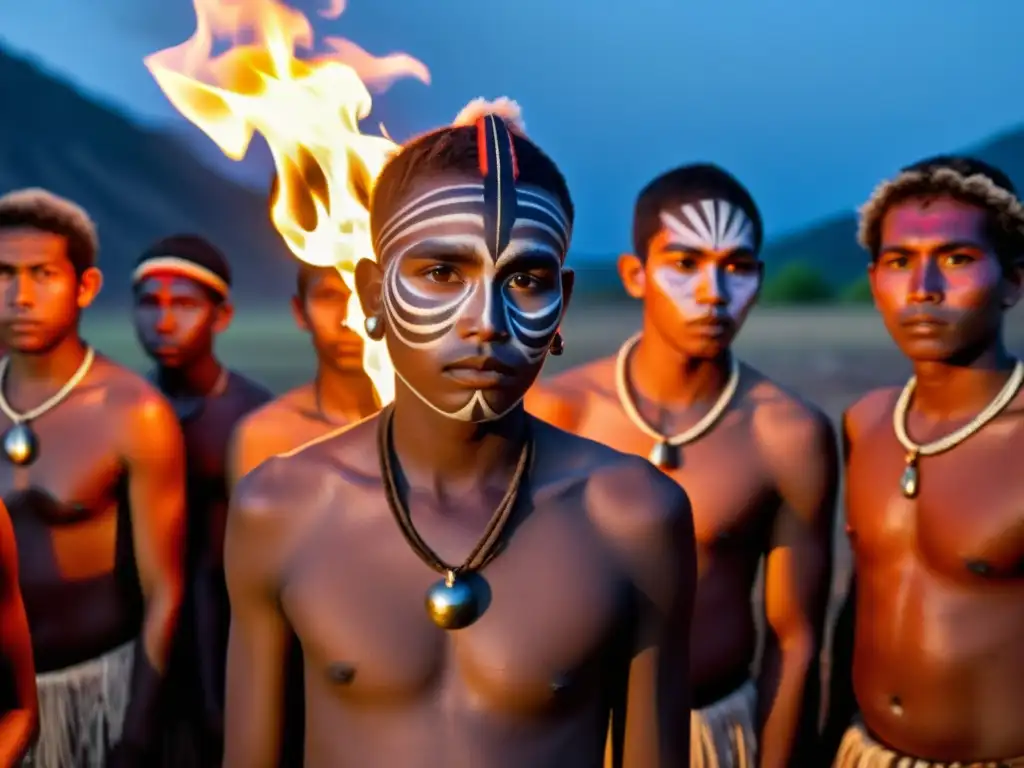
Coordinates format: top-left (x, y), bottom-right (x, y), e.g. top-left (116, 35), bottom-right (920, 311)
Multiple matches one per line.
top-left (375, 182), bottom-right (570, 423)
top-left (654, 198), bottom-right (760, 321)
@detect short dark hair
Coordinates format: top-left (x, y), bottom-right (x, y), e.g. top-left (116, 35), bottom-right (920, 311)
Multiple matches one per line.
top-left (369, 124), bottom-right (574, 254)
top-left (632, 163), bottom-right (763, 260)
top-left (859, 155), bottom-right (1024, 268)
top-left (0, 188), bottom-right (98, 275)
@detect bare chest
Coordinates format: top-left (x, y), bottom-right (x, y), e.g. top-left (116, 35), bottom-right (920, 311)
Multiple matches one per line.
top-left (576, 394), bottom-right (772, 548)
top-left (1, 402), bottom-right (128, 587)
top-left (284, 493), bottom-right (626, 716)
top-left (848, 422), bottom-right (1024, 580)
top-left (0, 399), bottom-right (123, 521)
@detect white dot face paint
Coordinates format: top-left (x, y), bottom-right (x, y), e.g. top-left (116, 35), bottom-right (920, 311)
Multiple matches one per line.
top-left (375, 182), bottom-right (571, 423)
top-left (654, 198), bottom-right (761, 323)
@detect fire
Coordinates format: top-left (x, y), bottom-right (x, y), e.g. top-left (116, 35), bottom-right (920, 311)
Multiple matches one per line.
top-left (144, 0), bottom-right (431, 404)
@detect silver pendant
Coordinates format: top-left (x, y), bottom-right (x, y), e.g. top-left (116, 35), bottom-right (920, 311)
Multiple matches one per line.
top-left (900, 461), bottom-right (919, 499)
top-left (648, 441), bottom-right (681, 470)
top-left (3, 422), bottom-right (38, 466)
top-left (424, 570), bottom-right (479, 630)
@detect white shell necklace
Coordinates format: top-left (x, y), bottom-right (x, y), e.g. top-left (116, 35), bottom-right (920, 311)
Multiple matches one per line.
top-left (615, 332), bottom-right (741, 469)
top-left (892, 358), bottom-right (1023, 499)
top-left (0, 345), bottom-right (96, 466)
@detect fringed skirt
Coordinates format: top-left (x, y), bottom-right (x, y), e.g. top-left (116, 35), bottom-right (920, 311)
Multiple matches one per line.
top-left (834, 719), bottom-right (1024, 768)
top-left (20, 641), bottom-right (134, 768)
top-left (690, 679), bottom-right (758, 768)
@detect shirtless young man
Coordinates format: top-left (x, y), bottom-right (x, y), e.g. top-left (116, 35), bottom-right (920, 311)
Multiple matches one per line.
top-left (823, 156), bottom-right (1024, 767)
top-left (528, 164), bottom-right (838, 767)
top-left (223, 104), bottom-right (696, 768)
top-left (227, 263), bottom-right (378, 768)
top-left (227, 262), bottom-right (378, 487)
top-left (0, 503), bottom-right (36, 767)
top-left (130, 234), bottom-right (271, 765)
top-left (0, 189), bottom-right (186, 768)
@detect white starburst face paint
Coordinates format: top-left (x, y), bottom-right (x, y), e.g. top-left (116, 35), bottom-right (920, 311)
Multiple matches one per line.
top-left (374, 182), bottom-right (571, 423)
top-left (654, 198), bottom-right (760, 321)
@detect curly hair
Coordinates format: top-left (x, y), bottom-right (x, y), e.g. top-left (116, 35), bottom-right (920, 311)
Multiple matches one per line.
top-left (858, 156), bottom-right (1024, 268)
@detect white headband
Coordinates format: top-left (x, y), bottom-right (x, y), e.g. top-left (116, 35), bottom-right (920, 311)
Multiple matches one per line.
top-left (132, 256), bottom-right (229, 297)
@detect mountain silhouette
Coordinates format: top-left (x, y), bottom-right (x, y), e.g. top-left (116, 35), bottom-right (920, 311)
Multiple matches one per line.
top-left (2, 43), bottom-right (1022, 304)
top-left (759, 126), bottom-right (1024, 288)
top-left (0, 45), bottom-right (294, 308)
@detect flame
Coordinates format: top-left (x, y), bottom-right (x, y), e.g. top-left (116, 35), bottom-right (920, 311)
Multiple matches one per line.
top-left (144, 0), bottom-right (431, 405)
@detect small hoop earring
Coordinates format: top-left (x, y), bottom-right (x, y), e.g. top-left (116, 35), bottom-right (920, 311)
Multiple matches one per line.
top-left (549, 331), bottom-right (564, 356)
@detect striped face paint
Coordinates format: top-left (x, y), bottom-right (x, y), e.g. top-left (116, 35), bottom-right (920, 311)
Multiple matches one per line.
top-left (374, 116), bottom-right (571, 423)
top-left (654, 198), bottom-right (760, 321)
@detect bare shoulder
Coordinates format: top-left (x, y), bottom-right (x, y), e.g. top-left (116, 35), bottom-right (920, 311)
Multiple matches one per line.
top-left (234, 412), bottom-right (376, 523)
top-left (572, 443), bottom-right (695, 601)
top-left (743, 365), bottom-right (837, 458)
top-left (527, 356), bottom-right (615, 425)
top-left (590, 451), bottom-right (692, 542)
top-left (544, 356), bottom-right (614, 391)
top-left (534, 419), bottom-right (692, 548)
top-left (232, 450), bottom-right (322, 523)
top-left (843, 385), bottom-right (901, 445)
top-left (234, 383), bottom-right (312, 440)
top-left (90, 354), bottom-right (163, 405)
top-left (89, 355), bottom-right (179, 437)
top-left (281, 409), bottom-right (379, 473)
top-left (542, 355), bottom-right (616, 393)
top-left (227, 456), bottom-right (309, 586)
top-left (229, 443), bottom-right (337, 562)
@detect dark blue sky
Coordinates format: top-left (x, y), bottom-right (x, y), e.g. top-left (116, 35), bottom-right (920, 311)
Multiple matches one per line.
top-left (3, 0), bottom-right (1024, 255)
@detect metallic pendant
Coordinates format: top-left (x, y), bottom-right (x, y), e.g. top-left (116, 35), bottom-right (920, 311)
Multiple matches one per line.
top-left (900, 451), bottom-right (919, 499)
top-left (648, 441), bottom-right (681, 470)
top-left (425, 570), bottom-right (479, 630)
top-left (3, 422), bottom-right (38, 466)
